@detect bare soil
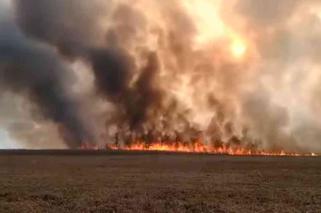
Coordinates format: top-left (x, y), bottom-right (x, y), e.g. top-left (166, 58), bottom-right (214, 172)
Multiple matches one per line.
top-left (0, 151), bottom-right (320, 213)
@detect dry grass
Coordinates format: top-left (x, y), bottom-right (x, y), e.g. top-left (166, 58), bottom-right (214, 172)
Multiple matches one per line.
top-left (0, 151), bottom-right (320, 212)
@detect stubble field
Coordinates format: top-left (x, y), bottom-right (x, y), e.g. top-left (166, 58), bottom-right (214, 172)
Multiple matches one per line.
top-left (0, 151), bottom-right (320, 213)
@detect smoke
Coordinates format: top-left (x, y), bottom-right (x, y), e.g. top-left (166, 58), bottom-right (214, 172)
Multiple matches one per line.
top-left (230, 0), bottom-right (321, 152)
top-left (0, 0), bottom-right (320, 152)
top-left (0, 1), bottom-right (92, 148)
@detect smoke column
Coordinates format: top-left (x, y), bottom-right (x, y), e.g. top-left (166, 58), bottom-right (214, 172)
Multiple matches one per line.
top-left (0, 0), bottom-right (320, 152)
top-left (0, 0), bottom-right (92, 148)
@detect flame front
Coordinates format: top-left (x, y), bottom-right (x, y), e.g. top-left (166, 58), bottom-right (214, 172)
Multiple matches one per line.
top-left (107, 141), bottom-right (316, 156)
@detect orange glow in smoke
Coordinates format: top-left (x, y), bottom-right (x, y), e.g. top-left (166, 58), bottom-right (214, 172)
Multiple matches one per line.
top-left (230, 38), bottom-right (247, 59)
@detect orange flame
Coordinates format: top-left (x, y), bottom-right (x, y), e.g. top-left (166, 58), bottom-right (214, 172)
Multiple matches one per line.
top-left (107, 140), bottom-right (317, 156)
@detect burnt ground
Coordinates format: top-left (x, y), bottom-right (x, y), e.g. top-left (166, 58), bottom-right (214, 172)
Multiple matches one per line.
top-left (0, 151), bottom-right (320, 213)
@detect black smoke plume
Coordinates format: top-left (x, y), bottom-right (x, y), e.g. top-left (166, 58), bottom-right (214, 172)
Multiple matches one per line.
top-left (14, 0), bottom-right (163, 133)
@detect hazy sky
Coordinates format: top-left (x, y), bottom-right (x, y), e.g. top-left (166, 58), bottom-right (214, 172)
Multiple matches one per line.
top-left (0, 129), bottom-right (20, 149)
top-left (0, 0), bottom-right (12, 148)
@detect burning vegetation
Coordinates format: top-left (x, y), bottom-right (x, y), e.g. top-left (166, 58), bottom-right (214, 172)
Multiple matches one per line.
top-left (80, 132), bottom-right (316, 156)
top-left (0, 0), bottom-right (321, 155)
top-left (108, 141), bottom-right (298, 156)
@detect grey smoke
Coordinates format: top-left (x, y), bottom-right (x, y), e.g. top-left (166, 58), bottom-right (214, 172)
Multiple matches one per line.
top-left (0, 0), bottom-right (320, 153)
top-left (0, 7), bottom-right (91, 148)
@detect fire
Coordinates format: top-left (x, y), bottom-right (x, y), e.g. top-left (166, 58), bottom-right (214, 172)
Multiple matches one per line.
top-left (107, 140), bottom-right (317, 156)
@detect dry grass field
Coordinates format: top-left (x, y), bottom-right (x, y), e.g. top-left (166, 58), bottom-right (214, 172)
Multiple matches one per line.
top-left (0, 151), bottom-right (320, 213)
